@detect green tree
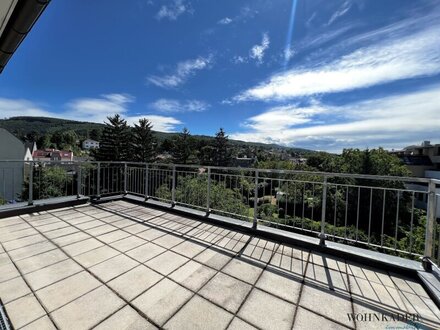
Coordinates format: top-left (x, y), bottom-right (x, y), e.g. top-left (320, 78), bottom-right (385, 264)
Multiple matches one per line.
top-left (22, 166), bottom-right (73, 200)
top-left (213, 128), bottom-right (231, 166)
top-left (96, 114), bottom-right (130, 161)
top-left (171, 128), bottom-right (195, 164)
top-left (89, 128), bottom-right (102, 141)
top-left (131, 118), bottom-right (157, 163)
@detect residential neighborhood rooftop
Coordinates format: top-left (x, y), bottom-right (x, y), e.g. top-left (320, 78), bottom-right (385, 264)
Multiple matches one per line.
top-left (1, 200), bottom-right (439, 329)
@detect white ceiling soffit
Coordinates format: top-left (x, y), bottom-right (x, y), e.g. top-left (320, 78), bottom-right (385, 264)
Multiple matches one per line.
top-left (0, 0), bottom-right (18, 37)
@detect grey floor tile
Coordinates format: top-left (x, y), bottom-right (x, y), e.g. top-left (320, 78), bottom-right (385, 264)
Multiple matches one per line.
top-left (145, 251), bottom-right (188, 276)
top-left (199, 273), bottom-right (252, 313)
top-left (108, 265), bottom-right (162, 301)
top-left (126, 242), bottom-right (166, 263)
top-left (293, 307), bottom-right (349, 329)
top-left (89, 254), bottom-right (139, 282)
top-left (164, 295), bottom-right (233, 330)
top-left (24, 259), bottom-right (83, 291)
top-left (94, 305), bottom-right (158, 330)
top-left (5, 293), bottom-right (47, 329)
top-left (256, 267), bottom-right (303, 304)
top-left (222, 257), bottom-right (265, 284)
top-left (0, 276), bottom-right (32, 304)
top-left (35, 271), bottom-right (101, 312)
top-left (51, 285), bottom-right (125, 330)
top-left (132, 278), bottom-right (192, 326)
top-left (238, 288), bottom-right (295, 330)
top-left (169, 260), bottom-right (216, 291)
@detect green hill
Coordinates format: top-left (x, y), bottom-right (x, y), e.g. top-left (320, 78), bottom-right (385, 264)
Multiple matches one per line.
top-left (0, 116), bottom-right (314, 155)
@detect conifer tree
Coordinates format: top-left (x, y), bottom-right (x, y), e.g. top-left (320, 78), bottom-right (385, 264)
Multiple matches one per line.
top-left (96, 114), bottom-right (130, 161)
top-left (171, 128), bottom-right (194, 164)
top-left (213, 128), bottom-right (231, 166)
top-left (131, 118), bottom-right (157, 163)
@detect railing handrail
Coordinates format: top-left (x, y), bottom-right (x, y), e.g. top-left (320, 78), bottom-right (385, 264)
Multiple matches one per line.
top-left (1, 159), bottom-right (438, 184)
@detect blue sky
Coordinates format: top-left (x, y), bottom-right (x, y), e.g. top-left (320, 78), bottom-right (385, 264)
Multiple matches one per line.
top-left (0, 0), bottom-right (439, 152)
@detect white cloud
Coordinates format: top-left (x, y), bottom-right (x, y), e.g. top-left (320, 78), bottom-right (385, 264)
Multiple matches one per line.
top-left (230, 85), bottom-right (440, 151)
top-left (0, 98), bottom-right (53, 118)
top-left (249, 33), bottom-right (270, 65)
top-left (328, 1), bottom-right (352, 25)
top-left (236, 16), bottom-right (440, 102)
top-left (125, 115), bottom-right (182, 132)
top-left (156, 0), bottom-right (189, 21)
top-left (147, 55), bottom-right (213, 89)
top-left (218, 17), bottom-right (232, 25)
top-left (283, 46), bottom-right (296, 62)
top-left (149, 99), bottom-right (209, 113)
top-left (232, 55), bottom-right (247, 64)
top-left (0, 94), bottom-right (182, 133)
top-left (66, 94), bottom-right (135, 120)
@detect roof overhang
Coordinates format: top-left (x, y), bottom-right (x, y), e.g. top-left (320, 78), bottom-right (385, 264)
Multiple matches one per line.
top-left (0, 0), bottom-right (50, 74)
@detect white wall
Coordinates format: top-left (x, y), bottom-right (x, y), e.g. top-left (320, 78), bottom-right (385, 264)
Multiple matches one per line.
top-left (0, 129), bottom-right (25, 201)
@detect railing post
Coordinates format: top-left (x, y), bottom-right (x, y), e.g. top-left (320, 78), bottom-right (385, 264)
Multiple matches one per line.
top-left (319, 176), bottom-right (328, 245)
top-left (206, 167), bottom-right (211, 215)
top-left (253, 169), bottom-right (259, 229)
top-left (77, 164), bottom-right (81, 199)
top-left (124, 163), bottom-right (128, 194)
top-left (144, 164), bottom-right (149, 200)
top-left (171, 165), bottom-right (176, 207)
top-left (28, 161), bottom-right (33, 206)
top-left (96, 162), bottom-right (101, 199)
top-left (423, 180), bottom-right (437, 270)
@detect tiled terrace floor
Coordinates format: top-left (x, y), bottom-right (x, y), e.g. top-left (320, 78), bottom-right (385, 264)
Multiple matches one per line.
top-left (0, 200), bottom-right (439, 330)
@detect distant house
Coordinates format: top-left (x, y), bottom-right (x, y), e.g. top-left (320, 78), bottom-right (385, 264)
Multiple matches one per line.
top-left (231, 157), bottom-right (257, 168)
top-left (0, 128), bottom-right (27, 201)
top-left (24, 141), bottom-right (37, 161)
top-left (82, 139), bottom-right (100, 150)
top-left (33, 149), bottom-right (74, 162)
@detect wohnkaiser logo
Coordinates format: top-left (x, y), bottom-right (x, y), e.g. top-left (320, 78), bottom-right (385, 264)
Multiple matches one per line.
top-left (347, 313), bottom-right (421, 328)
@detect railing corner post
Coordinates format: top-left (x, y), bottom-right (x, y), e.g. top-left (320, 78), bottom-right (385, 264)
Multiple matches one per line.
top-left (253, 169), bottom-right (259, 230)
top-left (28, 161), bottom-right (33, 206)
top-left (423, 179), bottom-right (437, 270)
top-left (319, 176), bottom-right (328, 246)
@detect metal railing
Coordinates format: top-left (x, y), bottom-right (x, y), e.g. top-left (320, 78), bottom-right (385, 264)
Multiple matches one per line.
top-left (0, 160), bottom-right (439, 266)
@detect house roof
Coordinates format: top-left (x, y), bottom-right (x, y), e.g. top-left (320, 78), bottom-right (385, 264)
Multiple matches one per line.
top-left (0, 0), bottom-right (50, 73)
top-left (401, 155), bottom-right (433, 166)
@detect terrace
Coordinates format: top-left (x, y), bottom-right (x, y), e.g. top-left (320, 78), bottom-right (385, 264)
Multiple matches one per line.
top-left (0, 161), bottom-right (439, 329)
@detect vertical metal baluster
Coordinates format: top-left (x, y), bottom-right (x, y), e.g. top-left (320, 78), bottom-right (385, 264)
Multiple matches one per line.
top-left (293, 183), bottom-right (297, 224)
top-left (356, 187), bottom-right (360, 242)
top-left (285, 181), bottom-right (288, 227)
top-left (368, 188), bottom-right (372, 245)
top-left (123, 163), bottom-right (127, 194)
top-left (394, 190), bottom-right (400, 250)
top-left (206, 167), bottom-right (211, 215)
top-left (97, 162), bottom-right (101, 199)
top-left (77, 165), bottom-right (81, 199)
top-left (344, 187), bottom-right (348, 240)
top-left (145, 164), bottom-right (149, 200)
top-left (311, 183), bottom-right (315, 221)
top-left (171, 165), bottom-right (176, 206)
top-left (333, 185), bottom-right (337, 237)
top-left (319, 176), bottom-right (327, 245)
top-left (381, 189), bottom-right (386, 247)
top-left (28, 162), bottom-right (33, 205)
top-left (424, 180), bottom-right (437, 269)
top-left (301, 182), bottom-right (305, 230)
top-left (409, 191), bottom-right (415, 254)
top-left (253, 170), bottom-right (259, 229)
